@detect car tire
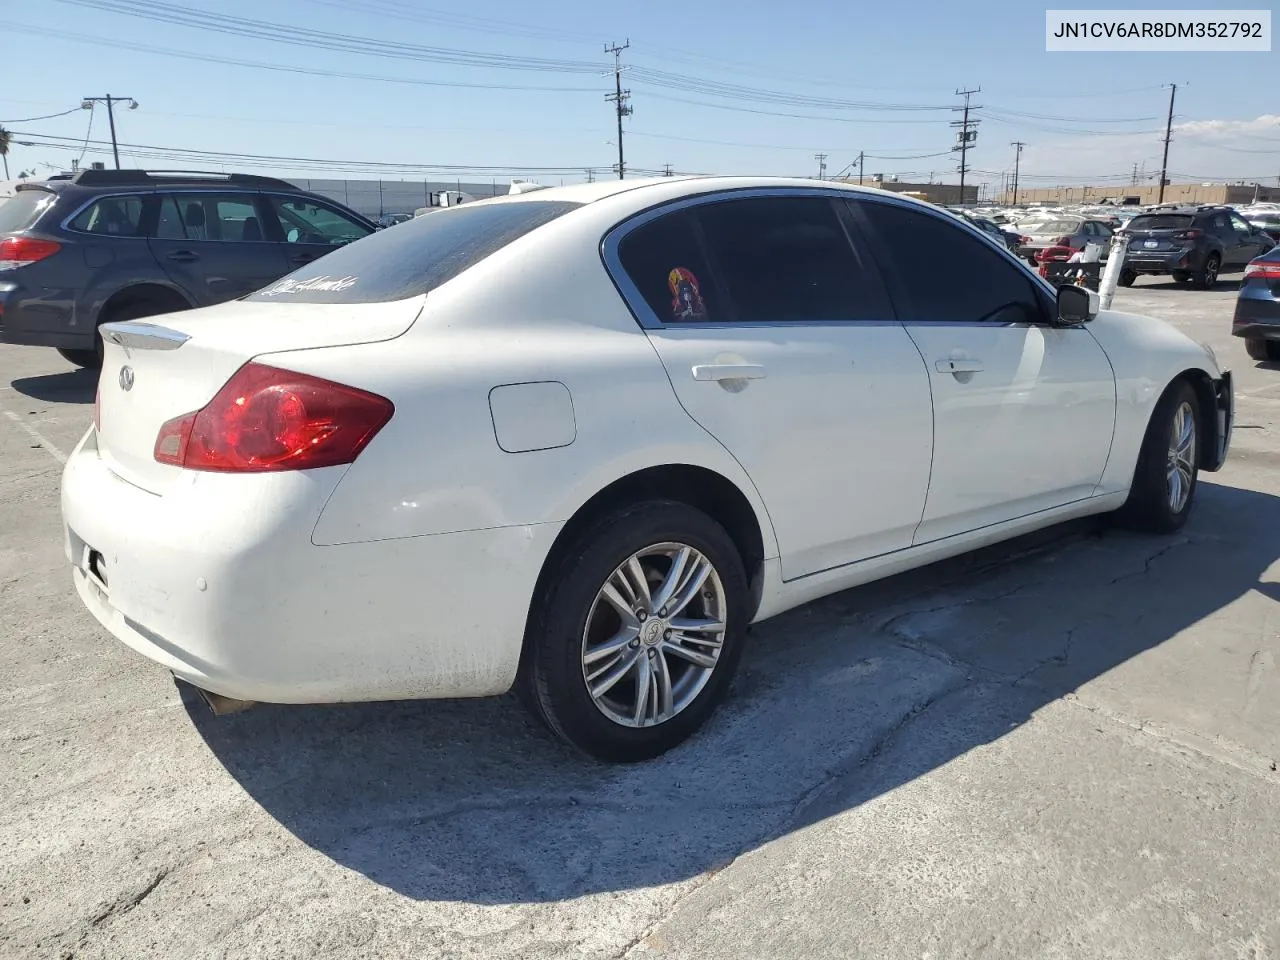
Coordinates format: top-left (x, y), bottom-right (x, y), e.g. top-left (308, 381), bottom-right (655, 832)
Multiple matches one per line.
top-left (1245, 337), bottom-right (1280, 362)
top-left (1118, 380), bottom-right (1200, 534)
top-left (520, 500), bottom-right (749, 762)
top-left (1118, 269), bottom-right (1137, 287)
top-left (1193, 254), bottom-right (1220, 290)
top-left (1172, 270), bottom-right (1190, 283)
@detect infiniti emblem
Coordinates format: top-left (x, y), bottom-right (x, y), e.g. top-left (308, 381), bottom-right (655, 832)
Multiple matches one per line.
top-left (118, 365), bottom-right (135, 391)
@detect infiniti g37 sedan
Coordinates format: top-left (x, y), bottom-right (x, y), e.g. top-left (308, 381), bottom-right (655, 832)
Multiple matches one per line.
top-left (60, 177), bottom-right (1233, 761)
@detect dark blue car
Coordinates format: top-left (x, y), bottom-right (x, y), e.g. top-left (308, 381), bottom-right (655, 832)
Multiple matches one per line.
top-left (0, 169), bottom-right (375, 367)
top-left (1233, 246), bottom-right (1280, 361)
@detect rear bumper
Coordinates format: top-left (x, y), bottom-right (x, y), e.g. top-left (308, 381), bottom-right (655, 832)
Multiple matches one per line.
top-left (0, 283), bottom-right (91, 349)
top-left (61, 429), bottom-right (561, 704)
top-left (1232, 294), bottom-right (1280, 336)
top-left (1122, 250), bottom-right (1198, 274)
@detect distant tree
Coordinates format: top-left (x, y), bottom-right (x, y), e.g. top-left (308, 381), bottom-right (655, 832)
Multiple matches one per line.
top-left (0, 127), bottom-right (11, 179)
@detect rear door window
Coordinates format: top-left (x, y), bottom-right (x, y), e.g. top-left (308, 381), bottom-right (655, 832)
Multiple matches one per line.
top-left (692, 195), bottom-right (891, 323)
top-left (0, 189), bottom-right (59, 233)
top-left (68, 196), bottom-right (145, 236)
top-left (247, 199), bottom-right (581, 303)
top-left (617, 209), bottom-right (724, 323)
top-left (159, 193), bottom-right (266, 242)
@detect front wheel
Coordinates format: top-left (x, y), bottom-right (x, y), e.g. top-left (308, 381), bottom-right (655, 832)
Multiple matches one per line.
top-left (520, 501), bottom-right (749, 762)
top-left (1118, 269), bottom-right (1137, 287)
top-left (1119, 380), bottom-right (1200, 533)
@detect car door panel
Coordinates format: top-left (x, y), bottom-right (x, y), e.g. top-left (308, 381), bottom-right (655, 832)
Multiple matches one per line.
top-left (852, 197), bottom-right (1116, 544)
top-left (647, 325), bottom-right (934, 578)
top-left (609, 193), bottom-right (935, 580)
top-left (903, 322), bottom-right (1115, 542)
top-left (148, 192), bottom-right (290, 304)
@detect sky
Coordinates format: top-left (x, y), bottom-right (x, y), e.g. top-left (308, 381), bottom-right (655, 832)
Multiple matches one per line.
top-left (2, 0), bottom-right (1278, 196)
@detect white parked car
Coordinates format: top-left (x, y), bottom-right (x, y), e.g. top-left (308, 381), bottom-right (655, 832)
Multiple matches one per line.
top-left (61, 177), bottom-right (1234, 761)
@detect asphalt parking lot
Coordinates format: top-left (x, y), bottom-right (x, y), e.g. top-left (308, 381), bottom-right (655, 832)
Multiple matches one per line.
top-left (2, 273), bottom-right (1279, 960)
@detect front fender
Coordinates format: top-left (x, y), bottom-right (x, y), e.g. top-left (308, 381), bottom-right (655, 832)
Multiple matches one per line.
top-left (1088, 309), bottom-right (1226, 493)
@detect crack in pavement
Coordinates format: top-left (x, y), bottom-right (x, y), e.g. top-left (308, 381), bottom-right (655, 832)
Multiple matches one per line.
top-left (1062, 694), bottom-right (1280, 783)
top-left (88, 867), bottom-right (169, 928)
top-left (1107, 537), bottom-right (1190, 586)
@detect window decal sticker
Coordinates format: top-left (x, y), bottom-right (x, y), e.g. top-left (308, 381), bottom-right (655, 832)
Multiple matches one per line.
top-left (668, 266), bottom-right (707, 321)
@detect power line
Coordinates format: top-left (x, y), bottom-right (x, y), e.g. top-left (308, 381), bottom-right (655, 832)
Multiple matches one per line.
top-left (0, 106), bottom-right (85, 123)
top-left (5, 23), bottom-right (600, 93)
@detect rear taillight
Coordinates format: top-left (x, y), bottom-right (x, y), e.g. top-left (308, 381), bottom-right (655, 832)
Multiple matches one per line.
top-left (1172, 229), bottom-right (1203, 241)
top-left (153, 362), bottom-right (394, 472)
top-left (1244, 260), bottom-right (1280, 280)
top-left (0, 236), bottom-right (62, 271)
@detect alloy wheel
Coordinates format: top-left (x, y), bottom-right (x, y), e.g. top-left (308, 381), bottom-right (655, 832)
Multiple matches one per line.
top-left (580, 542), bottom-right (727, 728)
top-left (1166, 401), bottom-right (1196, 513)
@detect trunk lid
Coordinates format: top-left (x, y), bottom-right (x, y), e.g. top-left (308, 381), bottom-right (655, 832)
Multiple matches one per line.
top-left (95, 296), bottom-right (422, 494)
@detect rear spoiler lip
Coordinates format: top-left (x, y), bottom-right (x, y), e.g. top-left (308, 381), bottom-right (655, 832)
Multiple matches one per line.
top-left (100, 321), bottom-right (190, 351)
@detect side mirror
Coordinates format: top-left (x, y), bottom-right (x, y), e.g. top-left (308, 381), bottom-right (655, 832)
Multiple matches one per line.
top-left (1056, 284), bottom-right (1098, 325)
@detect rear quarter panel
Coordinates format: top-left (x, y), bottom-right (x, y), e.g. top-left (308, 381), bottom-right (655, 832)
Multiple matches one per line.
top-left (1088, 309), bottom-right (1223, 495)
top-left (258, 210), bottom-right (780, 557)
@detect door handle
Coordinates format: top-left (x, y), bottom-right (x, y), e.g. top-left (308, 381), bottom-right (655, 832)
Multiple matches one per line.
top-left (166, 250), bottom-right (199, 263)
top-left (289, 254), bottom-right (318, 265)
top-left (692, 363), bottom-right (767, 382)
top-left (935, 358), bottom-right (984, 374)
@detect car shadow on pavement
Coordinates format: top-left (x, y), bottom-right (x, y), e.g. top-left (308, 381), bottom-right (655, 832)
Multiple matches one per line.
top-left (1131, 276), bottom-right (1241, 293)
top-left (185, 478), bottom-right (1280, 905)
top-left (10, 368), bottom-right (98, 405)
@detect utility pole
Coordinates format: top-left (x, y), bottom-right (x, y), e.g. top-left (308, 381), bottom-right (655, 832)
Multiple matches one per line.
top-left (857, 150), bottom-right (865, 185)
top-left (951, 87), bottom-right (982, 207)
top-left (662, 163), bottom-right (673, 177)
top-left (1157, 82), bottom-right (1177, 204)
top-left (1009, 140), bottom-right (1025, 205)
top-left (80, 95), bottom-right (138, 170)
top-left (604, 41), bottom-right (632, 180)
top-left (814, 153), bottom-right (827, 180)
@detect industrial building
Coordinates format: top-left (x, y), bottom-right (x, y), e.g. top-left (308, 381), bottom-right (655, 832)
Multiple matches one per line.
top-left (287, 178), bottom-right (513, 218)
top-left (832, 178), bottom-right (979, 205)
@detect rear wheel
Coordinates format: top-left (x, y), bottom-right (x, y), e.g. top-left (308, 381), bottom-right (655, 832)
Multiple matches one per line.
top-left (1118, 269), bottom-right (1137, 287)
top-left (1119, 380), bottom-right (1200, 534)
top-left (1245, 337), bottom-right (1280, 362)
top-left (520, 500), bottom-right (749, 762)
top-left (56, 347), bottom-right (101, 369)
top-left (1193, 254), bottom-right (1220, 290)
top-left (1172, 270), bottom-right (1190, 283)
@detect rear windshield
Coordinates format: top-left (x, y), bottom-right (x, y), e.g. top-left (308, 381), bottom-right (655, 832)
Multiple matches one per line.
top-left (0, 189), bottom-right (58, 233)
top-left (1022, 219), bottom-right (1081, 234)
top-left (1127, 215), bottom-right (1194, 231)
top-left (246, 200), bottom-right (582, 303)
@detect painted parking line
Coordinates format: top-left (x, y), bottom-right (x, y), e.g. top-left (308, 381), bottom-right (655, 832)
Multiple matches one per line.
top-left (1, 408), bottom-right (68, 464)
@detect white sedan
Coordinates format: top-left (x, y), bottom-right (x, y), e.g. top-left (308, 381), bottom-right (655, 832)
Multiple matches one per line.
top-left (61, 177), bottom-right (1233, 761)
